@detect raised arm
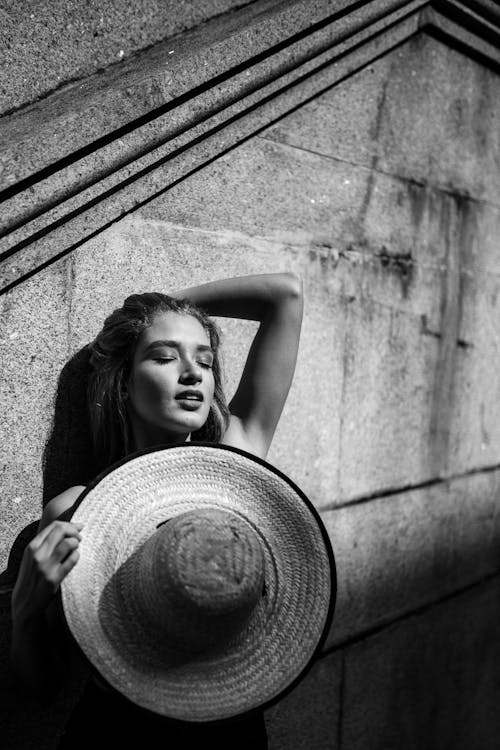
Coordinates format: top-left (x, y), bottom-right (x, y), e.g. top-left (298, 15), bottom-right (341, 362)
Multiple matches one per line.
top-left (175, 273), bottom-right (303, 458)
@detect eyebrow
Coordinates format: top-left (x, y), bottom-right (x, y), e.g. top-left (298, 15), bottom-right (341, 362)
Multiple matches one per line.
top-left (143, 339), bottom-right (213, 355)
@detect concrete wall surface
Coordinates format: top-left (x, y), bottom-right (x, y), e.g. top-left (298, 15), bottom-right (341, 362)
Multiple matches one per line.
top-left (0, 0), bottom-right (278, 115)
top-left (1, 1), bottom-right (500, 748)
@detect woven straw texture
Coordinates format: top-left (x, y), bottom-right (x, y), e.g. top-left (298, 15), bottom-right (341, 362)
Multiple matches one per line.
top-left (61, 445), bottom-right (332, 722)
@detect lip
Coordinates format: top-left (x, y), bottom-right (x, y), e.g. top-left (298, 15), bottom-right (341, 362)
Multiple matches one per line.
top-left (175, 390), bottom-right (204, 402)
top-left (175, 390), bottom-right (204, 409)
top-left (176, 399), bottom-right (203, 411)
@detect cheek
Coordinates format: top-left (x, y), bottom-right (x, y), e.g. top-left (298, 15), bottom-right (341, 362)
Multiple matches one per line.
top-left (129, 366), bottom-right (175, 408)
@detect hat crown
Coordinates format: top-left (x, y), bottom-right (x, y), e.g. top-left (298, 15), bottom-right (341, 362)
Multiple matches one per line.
top-left (132, 507), bottom-right (265, 652)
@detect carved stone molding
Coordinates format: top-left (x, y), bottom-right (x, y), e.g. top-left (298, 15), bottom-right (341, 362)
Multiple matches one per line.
top-left (0, 0), bottom-right (498, 294)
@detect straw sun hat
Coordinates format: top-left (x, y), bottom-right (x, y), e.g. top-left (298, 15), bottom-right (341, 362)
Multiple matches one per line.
top-left (61, 443), bottom-right (336, 723)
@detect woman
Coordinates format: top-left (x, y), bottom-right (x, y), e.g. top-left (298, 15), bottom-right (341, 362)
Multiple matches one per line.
top-left (10, 272), bottom-right (303, 748)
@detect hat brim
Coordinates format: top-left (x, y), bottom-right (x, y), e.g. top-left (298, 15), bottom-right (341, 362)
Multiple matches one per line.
top-left (61, 443), bottom-right (336, 723)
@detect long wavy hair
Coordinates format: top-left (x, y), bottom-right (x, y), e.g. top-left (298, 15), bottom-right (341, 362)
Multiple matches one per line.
top-left (87, 293), bottom-right (230, 473)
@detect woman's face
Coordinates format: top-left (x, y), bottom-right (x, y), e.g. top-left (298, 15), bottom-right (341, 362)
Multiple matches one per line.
top-left (127, 311), bottom-right (216, 445)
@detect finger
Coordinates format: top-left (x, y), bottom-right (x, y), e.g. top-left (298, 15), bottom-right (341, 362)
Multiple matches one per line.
top-left (29, 520), bottom-right (84, 553)
top-left (41, 522), bottom-right (83, 557)
top-left (40, 549), bottom-right (80, 595)
top-left (52, 536), bottom-right (80, 564)
top-left (27, 523), bottom-right (60, 552)
top-left (59, 549), bottom-right (80, 578)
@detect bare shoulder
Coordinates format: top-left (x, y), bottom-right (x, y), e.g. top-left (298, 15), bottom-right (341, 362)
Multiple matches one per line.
top-left (39, 485), bottom-right (86, 531)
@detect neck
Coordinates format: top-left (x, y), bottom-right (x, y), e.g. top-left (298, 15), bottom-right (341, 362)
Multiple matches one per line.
top-left (128, 414), bottom-right (190, 452)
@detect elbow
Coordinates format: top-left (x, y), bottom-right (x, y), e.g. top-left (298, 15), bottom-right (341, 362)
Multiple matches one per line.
top-left (278, 272), bottom-right (303, 301)
top-left (267, 272), bottom-right (303, 323)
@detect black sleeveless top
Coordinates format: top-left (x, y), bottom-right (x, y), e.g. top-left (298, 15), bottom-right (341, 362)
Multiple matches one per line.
top-left (57, 676), bottom-right (268, 750)
top-left (54, 592), bottom-right (267, 750)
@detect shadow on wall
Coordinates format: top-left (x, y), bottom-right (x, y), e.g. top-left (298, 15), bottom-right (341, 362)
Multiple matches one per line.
top-left (1, 345), bottom-right (96, 590)
top-left (42, 345), bottom-right (96, 506)
top-left (0, 346), bottom-right (97, 750)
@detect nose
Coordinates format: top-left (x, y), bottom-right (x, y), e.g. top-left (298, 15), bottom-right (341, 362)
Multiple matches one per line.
top-left (179, 359), bottom-right (203, 385)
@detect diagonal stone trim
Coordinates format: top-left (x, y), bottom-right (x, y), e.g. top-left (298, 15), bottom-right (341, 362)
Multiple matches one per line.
top-left (0, 0), bottom-right (498, 294)
top-left (423, 0), bottom-right (500, 67)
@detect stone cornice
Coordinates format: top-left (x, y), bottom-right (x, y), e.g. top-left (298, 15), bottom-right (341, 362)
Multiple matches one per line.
top-left (424, 0), bottom-right (500, 63)
top-left (0, 0), bottom-right (498, 295)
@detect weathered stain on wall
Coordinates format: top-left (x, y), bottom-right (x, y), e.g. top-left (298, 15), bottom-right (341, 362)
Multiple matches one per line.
top-left (428, 192), bottom-right (477, 476)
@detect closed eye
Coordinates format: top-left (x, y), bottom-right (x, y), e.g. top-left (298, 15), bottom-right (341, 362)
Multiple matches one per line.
top-left (154, 357), bottom-right (176, 364)
top-left (198, 361), bottom-right (213, 369)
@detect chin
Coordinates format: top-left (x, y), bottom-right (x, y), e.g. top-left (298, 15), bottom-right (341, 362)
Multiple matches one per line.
top-left (169, 413), bottom-right (209, 434)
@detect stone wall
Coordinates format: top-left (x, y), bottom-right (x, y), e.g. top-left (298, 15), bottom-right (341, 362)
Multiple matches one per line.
top-left (0, 0), bottom-right (264, 114)
top-left (1, 1), bottom-right (500, 748)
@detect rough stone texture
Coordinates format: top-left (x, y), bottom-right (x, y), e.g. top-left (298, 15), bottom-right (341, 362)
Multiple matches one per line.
top-left (264, 32), bottom-right (500, 205)
top-left (265, 651), bottom-right (342, 750)
top-left (0, 0), bottom-right (418, 204)
top-left (139, 135), bottom-right (446, 281)
top-left (445, 200), bottom-right (500, 473)
top-left (340, 576), bottom-right (500, 750)
top-left (336, 298), bottom-right (437, 498)
top-left (0, 1), bottom-right (423, 297)
top-left (322, 469), bottom-right (500, 647)
top-left (0, 0), bottom-right (260, 115)
top-left (0, 263), bottom-right (71, 575)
